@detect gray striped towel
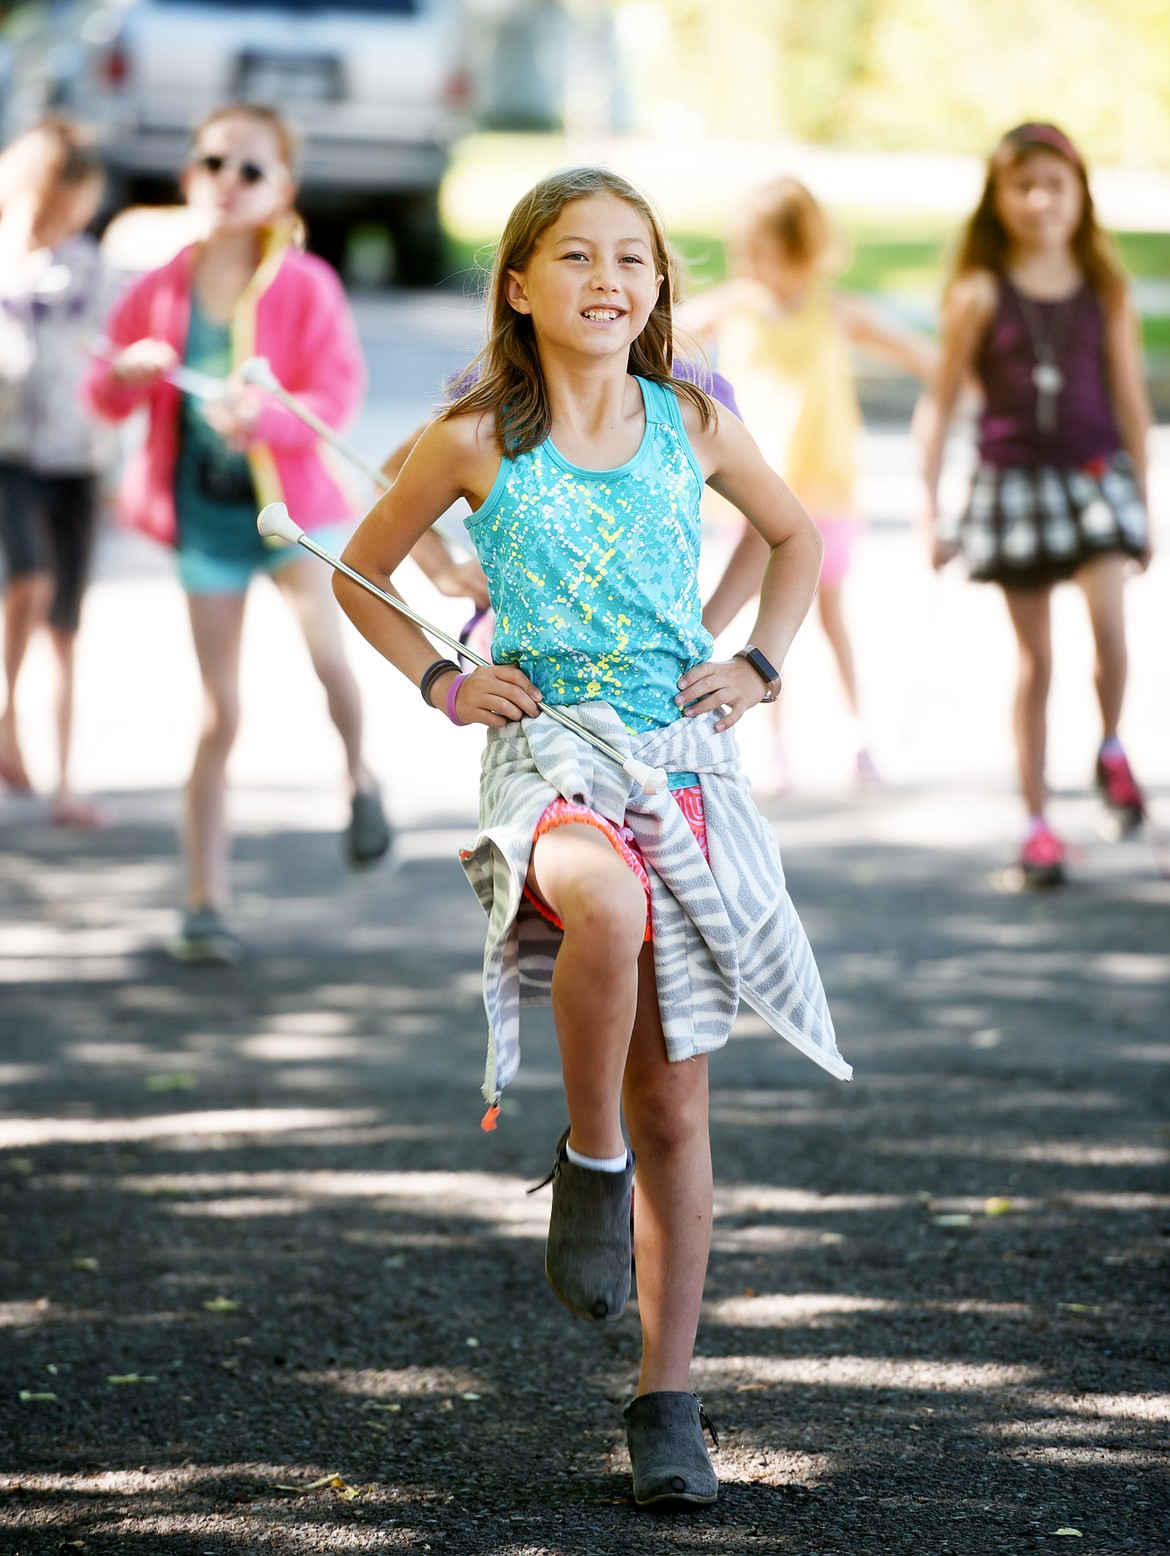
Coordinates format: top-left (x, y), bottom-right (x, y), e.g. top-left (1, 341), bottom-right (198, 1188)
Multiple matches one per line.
top-left (459, 702), bottom-right (850, 1105)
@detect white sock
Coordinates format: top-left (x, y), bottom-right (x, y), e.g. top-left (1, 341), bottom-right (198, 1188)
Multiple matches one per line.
top-left (566, 1142), bottom-right (629, 1172)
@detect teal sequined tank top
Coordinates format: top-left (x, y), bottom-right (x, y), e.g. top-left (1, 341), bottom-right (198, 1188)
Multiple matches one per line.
top-left (465, 376), bottom-right (713, 735)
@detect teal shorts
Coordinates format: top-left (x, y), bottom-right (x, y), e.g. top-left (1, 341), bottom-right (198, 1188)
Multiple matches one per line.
top-left (177, 522), bottom-right (353, 596)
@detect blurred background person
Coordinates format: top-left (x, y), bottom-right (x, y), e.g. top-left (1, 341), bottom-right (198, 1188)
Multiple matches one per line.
top-left (0, 116), bottom-right (113, 825)
top-left (683, 176), bottom-right (937, 793)
top-left (82, 102), bottom-right (390, 964)
top-left (922, 123), bottom-right (1151, 887)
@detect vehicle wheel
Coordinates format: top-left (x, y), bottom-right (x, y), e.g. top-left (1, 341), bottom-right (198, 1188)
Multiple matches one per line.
top-left (389, 190), bottom-right (445, 288)
top-left (303, 214), bottom-right (349, 274)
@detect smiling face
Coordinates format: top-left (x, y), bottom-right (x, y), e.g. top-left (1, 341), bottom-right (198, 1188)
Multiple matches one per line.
top-left (504, 193), bottom-right (665, 359)
top-left (993, 150), bottom-right (1085, 255)
top-left (181, 112), bottom-right (295, 236)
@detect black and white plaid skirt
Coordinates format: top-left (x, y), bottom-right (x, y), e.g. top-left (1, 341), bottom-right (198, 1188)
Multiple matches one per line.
top-left (959, 452), bottom-right (1148, 589)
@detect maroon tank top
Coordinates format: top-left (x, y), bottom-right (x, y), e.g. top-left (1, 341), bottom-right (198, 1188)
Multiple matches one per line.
top-left (975, 277), bottom-right (1120, 468)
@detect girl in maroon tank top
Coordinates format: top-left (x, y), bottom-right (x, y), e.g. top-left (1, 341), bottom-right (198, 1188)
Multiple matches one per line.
top-left (922, 122), bottom-right (1151, 886)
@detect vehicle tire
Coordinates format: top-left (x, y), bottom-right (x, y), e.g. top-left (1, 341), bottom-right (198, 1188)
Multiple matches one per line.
top-left (388, 190), bottom-right (445, 288)
top-left (304, 214), bottom-right (350, 276)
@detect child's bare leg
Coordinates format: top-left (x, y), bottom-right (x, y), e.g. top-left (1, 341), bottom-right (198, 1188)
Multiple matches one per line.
top-left (275, 556), bottom-right (375, 796)
top-left (48, 626), bottom-right (76, 800)
top-left (816, 583), bottom-right (860, 719)
top-left (623, 943), bottom-right (712, 1396)
top-left (1075, 552), bottom-right (1128, 740)
top-left (1002, 584), bottom-right (1052, 817)
top-left (184, 592), bottom-right (246, 911)
top-left (528, 823), bottom-right (647, 1160)
top-left (1, 571), bottom-right (53, 774)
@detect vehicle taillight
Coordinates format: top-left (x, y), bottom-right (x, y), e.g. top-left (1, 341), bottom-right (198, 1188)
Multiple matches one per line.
top-left (442, 68), bottom-right (472, 114)
top-left (99, 40), bottom-right (132, 91)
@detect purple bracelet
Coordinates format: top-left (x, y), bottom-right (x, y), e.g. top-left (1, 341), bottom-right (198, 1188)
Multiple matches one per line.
top-left (445, 672), bottom-right (470, 727)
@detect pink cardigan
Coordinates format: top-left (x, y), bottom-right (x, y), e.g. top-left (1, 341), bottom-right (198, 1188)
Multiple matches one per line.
top-left (82, 233), bottom-right (367, 546)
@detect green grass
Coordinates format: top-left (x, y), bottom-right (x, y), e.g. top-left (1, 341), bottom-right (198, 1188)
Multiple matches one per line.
top-left (1141, 315), bottom-right (1170, 352)
top-left (442, 227), bottom-right (1168, 352)
top-left (1115, 232), bottom-right (1170, 278)
top-left (437, 136), bottom-right (1167, 347)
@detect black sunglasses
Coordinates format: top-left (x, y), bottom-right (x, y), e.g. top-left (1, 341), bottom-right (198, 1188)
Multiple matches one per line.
top-left (191, 152), bottom-right (269, 186)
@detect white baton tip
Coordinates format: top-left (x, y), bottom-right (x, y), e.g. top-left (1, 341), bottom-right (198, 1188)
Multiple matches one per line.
top-left (239, 355), bottom-right (277, 388)
top-left (257, 502), bottom-right (304, 544)
top-left (625, 759), bottom-right (668, 795)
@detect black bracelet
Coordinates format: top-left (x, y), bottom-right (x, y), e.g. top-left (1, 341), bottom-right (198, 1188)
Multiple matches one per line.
top-left (419, 658), bottom-right (461, 709)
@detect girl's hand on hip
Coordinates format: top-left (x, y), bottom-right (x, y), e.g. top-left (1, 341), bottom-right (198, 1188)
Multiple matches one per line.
top-left (457, 664), bottom-right (543, 727)
top-left (676, 658), bottom-right (770, 732)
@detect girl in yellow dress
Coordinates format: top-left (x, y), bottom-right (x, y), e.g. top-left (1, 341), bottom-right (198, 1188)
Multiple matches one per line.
top-left (684, 176), bottom-right (936, 789)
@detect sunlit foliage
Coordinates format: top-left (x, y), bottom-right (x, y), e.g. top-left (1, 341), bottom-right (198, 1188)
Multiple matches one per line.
top-left (617, 0), bottom-right (1170, 166)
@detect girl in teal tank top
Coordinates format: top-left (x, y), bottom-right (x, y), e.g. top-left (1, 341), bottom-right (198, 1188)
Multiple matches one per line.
top-left (333, 167), bottom-right (832, 1507)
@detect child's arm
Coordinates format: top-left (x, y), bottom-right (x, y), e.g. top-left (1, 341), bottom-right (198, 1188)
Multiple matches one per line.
top-left (335, 414), bottom-right (539, 727)
top-left (1101, 281), bottom-right (1152, 555)
top-left (675, 279), bottom-right (744, 346)
top-left (410, 528), bottom-right (492, 608)
top-left (678, 401), bottom-right (824, 732)
top-left (921, 272), bottom-right (996, 568)
top-left (834, 290), bottom-right (939, 381)
top-left (701, 522), bottom-right (769, 639)
top-left (382, 415), bottom-right (491, 607)
top-left (380, 418), bottom-right (429, 484)
top-left (81, 269), bottom-right (179, 420)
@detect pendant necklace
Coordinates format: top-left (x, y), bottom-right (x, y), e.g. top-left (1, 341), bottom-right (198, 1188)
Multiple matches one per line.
top-left (1014, 284), bottom-right (1075, 434)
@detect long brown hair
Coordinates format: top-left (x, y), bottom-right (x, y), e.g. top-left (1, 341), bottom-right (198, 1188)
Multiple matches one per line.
top-left (948, 122), bottom-right (1126, 303)
top-left (445, 166), bottom-right (714, 458)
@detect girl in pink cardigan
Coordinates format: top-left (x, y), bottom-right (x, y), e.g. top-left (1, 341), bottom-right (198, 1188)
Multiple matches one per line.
top-left (84, 102), bottom-right (390, 963)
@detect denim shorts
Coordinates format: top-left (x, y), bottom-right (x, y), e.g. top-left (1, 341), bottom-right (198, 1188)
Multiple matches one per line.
top-left (176, 522), bottom-right (352, 596)
top-left (0, 461), bottom-right (100, 631)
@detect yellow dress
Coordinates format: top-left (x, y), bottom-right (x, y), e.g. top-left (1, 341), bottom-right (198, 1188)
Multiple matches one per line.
top-left (716, 282), bottom-right (860, 516)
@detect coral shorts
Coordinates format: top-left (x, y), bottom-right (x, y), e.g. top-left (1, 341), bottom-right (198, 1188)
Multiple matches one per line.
top-left (524, 786), bottom-right (709, 943)
top-left (813, 515), bottom-right (861, 590)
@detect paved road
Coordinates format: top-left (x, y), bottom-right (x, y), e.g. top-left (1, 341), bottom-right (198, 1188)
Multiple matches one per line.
top-left (1, 293), bottom-right (1167, 1554)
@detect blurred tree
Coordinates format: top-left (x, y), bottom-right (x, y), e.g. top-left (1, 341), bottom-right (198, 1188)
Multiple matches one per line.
top-left (617, 0), bottom-right (1170, 167)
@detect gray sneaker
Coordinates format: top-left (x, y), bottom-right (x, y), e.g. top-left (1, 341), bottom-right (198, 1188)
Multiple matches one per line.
top-left (168, 905), bottom-right (244, 966)
top-left (624, 1391), bottom-right (719, 1508)
top-left (347, 786), bottom-right (392, 868)
top-left (529, 1128), bottom-right (634, 1321)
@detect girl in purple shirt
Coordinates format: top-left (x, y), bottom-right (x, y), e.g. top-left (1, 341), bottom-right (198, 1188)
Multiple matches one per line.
top-left (922, 123), bottom-right (1152, 886)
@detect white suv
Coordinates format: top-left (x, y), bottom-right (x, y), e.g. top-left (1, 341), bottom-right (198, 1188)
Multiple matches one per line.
top-left (0, 0), bottom-right (470, 282)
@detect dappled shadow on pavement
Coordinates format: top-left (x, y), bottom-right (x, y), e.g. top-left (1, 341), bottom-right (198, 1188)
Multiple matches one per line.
top-left (1, 790), bottom-right (1167, 1554)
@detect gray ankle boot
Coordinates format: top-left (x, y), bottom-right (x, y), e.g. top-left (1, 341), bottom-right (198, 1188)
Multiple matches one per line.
top-left (624, 1391), bottom-right (719, 1507)
top-left (529, 1129), bottom-right (634, 1321)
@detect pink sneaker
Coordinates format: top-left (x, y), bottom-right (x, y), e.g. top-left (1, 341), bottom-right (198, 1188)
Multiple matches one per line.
top-left (1018, 823), bottom-right (1066, 888)
top-left (854, 747), bottom-right (882, 788)
top-left (1096, 747), bottom-right (1145, 834)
